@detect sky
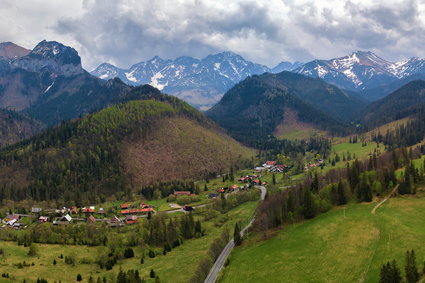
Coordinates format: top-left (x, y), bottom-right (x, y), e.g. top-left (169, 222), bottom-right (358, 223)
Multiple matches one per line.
top-left (1, 0), bottom-right (425, 70)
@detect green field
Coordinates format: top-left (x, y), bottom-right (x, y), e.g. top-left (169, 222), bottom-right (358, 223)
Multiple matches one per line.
top-left (221, 194), bottom-right (425, 283)
top-left (0, 200), bottom-right (258, 282)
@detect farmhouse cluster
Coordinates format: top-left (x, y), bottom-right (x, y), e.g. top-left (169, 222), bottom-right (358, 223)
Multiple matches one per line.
top-left (254, 161), bottom-right (289, 173)
top-left (1, 201), bottom-right (157, 229)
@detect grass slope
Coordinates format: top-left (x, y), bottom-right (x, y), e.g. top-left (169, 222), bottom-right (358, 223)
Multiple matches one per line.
top-left (122, 116), bottom-right (254, 186)
top-left (221, 195), bottom-right (425, 283)
top-left (274, 108), bottom-right (328, 140)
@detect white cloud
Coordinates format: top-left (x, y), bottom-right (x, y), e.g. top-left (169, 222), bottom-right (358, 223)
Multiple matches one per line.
top-left (0, 0), bottom-right (424, 69)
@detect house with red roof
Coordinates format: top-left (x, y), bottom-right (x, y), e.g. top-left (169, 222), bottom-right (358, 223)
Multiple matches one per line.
top-left (82, 206), bottom-right (95, 213)
top-left (87, 215), bottom-right (96, 223)
top-left (173, 191), bottom-right (191, 196)
top-left (125, 215), bottom-right (138, 225)
top-left (121, 208), bottom-right (154, 214)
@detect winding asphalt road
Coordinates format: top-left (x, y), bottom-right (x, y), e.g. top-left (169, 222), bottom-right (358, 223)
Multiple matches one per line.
top-left (204, 186), bottom-right (267, 283)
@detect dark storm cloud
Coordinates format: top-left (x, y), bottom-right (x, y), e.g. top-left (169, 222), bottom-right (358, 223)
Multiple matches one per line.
top-left (1, 0), bottom-right (425, 69)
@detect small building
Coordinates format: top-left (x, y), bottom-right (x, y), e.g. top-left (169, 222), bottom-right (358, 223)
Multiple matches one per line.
top-left (183, 205), bottom-right (194, 212)
top-left (140, 202), bottom-right (151, 209)
top-left (255, 167), bottom-right (267, 172)
top-left (120, 203), bottom-right (129, 210)
top-left (4, 214), bottom-right (20, 223)
top-left (125, 215), bottom-right (138, 225)
top-left (53, 214), bottom-right (72, 225)
top-left (208, 193), bottom-right (219, 199)
top-left (38, 216), bottom-right (49, 223)
top-left (98, 208), bottom-right (105, 215)
top-left (109, 216), bottom-right (123, 227)
top-left (121, 208), bottom-right (154, 214)
top-left (82, 206), bottom-right (95, 213)
top-left (87, 215), bottom-right (96, 223)
top-left (31, 207), bottom-right (42, 213)
top-left (70, 206), bottom-right (78, 214)
top-left (232, 184), bottom-right (239, 190)
top-left (264, 161), bottom-right (277, 167)
top-left (173, 191), bottom-right (191, 196)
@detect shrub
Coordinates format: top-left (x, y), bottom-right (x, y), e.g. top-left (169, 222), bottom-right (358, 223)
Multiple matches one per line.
top-left (28, 244), bottom-right (37, 257)
top-left (124, 248), bottom-right (134, 258)
top-left (148, 249), bottom-right (155, 258)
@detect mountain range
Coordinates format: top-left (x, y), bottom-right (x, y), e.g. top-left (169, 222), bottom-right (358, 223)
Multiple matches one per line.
top-left (2, 39), bottom-right (425, 148)
top-left (0, 40), bottom-right (139, 126)
top-left (92, 50), bottom-right (425, 108)
top-left (91, 53), bottom-right (302, 109)
top-left (295, 51), bottom-right (425, 100)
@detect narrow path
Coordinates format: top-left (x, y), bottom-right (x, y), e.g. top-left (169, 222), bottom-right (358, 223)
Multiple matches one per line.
top-left (204, 186), bottom-right (267, 283)
top-left (371, 185), bottom-right (399, 214)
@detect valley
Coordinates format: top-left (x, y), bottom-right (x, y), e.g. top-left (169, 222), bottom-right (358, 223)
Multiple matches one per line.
top-left (1, 27), bottom-right (425, 283)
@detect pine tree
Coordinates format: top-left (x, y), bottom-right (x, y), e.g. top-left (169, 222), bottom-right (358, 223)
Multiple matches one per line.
top-left (337, 180), bottom-right (347, 205)
top-left (233, 222), bottom-right (242, 246)
top-left (230, 166), bottom-right (234, 182)
top-left (390, 260), bottom-right (402, 283)
top-left (76, 274), bottom-right (82, 282)
top-left (310, 173), bottom-right (319, 193)
top-left (272, 174), bottom-right (276, 185)
top-left (405, 249), bottom-right (419, 283)
top-left (150, 269), bottom-right (156, 278)
top-left (303, 189), bottom-right (317, 219)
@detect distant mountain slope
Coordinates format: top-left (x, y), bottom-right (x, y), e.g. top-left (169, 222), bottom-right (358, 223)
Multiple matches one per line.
top-left (358, 73), bottom-right (425, 101)
top-left (92, 53), bottom-right (302, 109)
top-left (363, 80), bottom-right (425, 127)
top-left (206, 72), bottom-right (353, 145)
top-left (0, 40), bottom-right (141, 126)
top-left (0, 109), bottom-right (42, 148)
top-left (0, 42), bottom-right (30, 59)
top-left (0, 88), bottom-right (253, 202)
top-left (294, 51), bottom-right (425, 100)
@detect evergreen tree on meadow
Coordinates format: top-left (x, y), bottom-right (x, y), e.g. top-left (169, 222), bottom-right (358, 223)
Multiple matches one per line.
top-left (272, 174), bottom-right (276, 185)
top-left (337, 180), bottom-right (347, 205)
top-left (405, 249), bottom-right (419, 283)
top-left (303, 188), bottom-right (317, 219)
top-left (234, 222), bottom-right (242, 246)
top-left (379, 260), bottom-right (402, 283)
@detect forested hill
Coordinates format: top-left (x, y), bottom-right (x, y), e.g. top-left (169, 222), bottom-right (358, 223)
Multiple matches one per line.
top-left (0, 109), bottom-right (43, 148)
top-left (0, 87), bottom-right (253, 204)
top-left (363, 80), bottom-right (425, 128)
top-left (206, 72), bottom-right (353, 146)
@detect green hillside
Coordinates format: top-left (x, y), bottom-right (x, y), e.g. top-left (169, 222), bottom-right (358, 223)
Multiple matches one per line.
top-left (206, 73), bottom-right (349, 146)
top-left (0, 108), bottom-right (42, 147)
top-left (222, 196), bottom-right (425, 283)
top-left (363, 80), bottom-right (425, 128)
top-left (0, 87), bottom-right (253, 204)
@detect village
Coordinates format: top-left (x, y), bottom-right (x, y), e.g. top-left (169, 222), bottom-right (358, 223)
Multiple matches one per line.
top-left (1, 160), bottom-right (288, 231)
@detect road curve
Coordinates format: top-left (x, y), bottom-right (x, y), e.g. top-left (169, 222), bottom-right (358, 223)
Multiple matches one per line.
top-left (204, 186), bottom-right (266, 283)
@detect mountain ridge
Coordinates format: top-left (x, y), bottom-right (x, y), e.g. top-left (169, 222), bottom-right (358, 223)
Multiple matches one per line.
top-left (91, 52), bottom-right (301, 109)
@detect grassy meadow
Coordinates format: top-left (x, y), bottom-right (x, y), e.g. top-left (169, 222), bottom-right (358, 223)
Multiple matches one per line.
top-left (221, 193), bottom-right (425, 283)
top-left (0, 200), bottom-right (259, 282)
